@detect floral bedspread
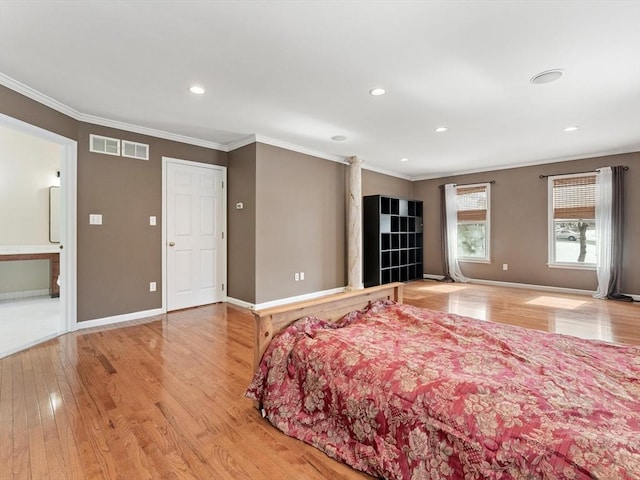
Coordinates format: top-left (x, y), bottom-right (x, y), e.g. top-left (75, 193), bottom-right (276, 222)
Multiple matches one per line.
top-left (246, 301), bottom-right (640, 479)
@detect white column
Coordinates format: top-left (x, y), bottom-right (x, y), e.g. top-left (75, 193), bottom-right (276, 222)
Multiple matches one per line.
top-left (347, 156), bottom-right (363, 290)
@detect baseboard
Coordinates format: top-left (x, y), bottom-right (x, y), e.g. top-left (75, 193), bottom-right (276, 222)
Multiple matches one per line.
top-left (423, 274), bottom-right (445, 281)
top-left (0, 330), bottom-right (63, 359)
top-left (422, 273), bottom-right (640, 299)
top-left (74, 307), bottom-right (165, 331)
top-left (468, 278), bottom-right (594, 296)
top-left (225, 296), bottom-right (254, 309)
top-left (0, 289), bottom-right (50, 301)
top-left (228, 287), bottom-right (348, 311)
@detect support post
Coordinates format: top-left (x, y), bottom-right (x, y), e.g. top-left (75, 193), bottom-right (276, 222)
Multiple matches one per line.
top-left (347, 156), bottom-right (363, 290)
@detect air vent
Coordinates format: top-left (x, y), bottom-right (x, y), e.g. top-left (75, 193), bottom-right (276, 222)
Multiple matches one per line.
top-left (90, 134), bottom-right (120, 156)
top-left (122, 140), bottom-right (149, 160)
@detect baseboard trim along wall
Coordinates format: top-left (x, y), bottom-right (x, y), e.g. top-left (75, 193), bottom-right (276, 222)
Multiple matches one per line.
top-left (227, 286), bottom-right (348, 311)
top-left (0, 289), bottom-right (50, 301)
top-left (74, 307), bottom-right (165, 331)
top-left (423, 273), bottom-right (640, 300)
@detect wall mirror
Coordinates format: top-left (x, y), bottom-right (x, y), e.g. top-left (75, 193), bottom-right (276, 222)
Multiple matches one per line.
top-left (49, 186), bottom-right (60, 243)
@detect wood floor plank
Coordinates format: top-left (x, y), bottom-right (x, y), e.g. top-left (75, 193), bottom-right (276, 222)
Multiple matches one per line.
top-left (0, 281), bottom-right (637, 479)
top-left (0, 357), bottom-right (14, 479)
top-left (22, 349), bottom-right (49, 480)
top-left (10, 354), bottom-right (30, 479)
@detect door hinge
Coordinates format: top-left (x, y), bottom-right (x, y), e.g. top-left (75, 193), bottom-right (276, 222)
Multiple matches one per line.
top-left (222, 231), bottom-right (224, 239)
top-left (222, 180), bottom-right (224, 188)
top-left (222, 283), bottom-right (225, 291)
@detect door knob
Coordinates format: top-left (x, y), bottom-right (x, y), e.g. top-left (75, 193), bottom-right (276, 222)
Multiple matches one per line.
top-left (169, 242), bottom-right (175, 247)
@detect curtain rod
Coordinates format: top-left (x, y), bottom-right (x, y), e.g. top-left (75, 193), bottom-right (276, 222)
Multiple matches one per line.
top-left (438, 180), bottom-right (495, 188)
top-left (539, 165), bottom-right (629, 179)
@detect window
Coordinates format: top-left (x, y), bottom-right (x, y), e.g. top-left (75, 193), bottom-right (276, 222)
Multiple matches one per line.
top-left (456, 183), bottom-right (490, 262)
top-left (548, 173), bottom-right (596, 267)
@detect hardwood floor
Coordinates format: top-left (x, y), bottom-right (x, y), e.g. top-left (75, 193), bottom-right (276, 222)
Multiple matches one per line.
top-left (0, 281), bottom-right (638, 479)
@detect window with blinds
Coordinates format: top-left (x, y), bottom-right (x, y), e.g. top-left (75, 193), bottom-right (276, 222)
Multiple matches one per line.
top-left (549, 173), bottom-right (597, 266)
top-left (456, 183), bottom-right (490, 261)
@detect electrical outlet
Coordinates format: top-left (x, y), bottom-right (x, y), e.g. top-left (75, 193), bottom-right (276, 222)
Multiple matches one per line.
top-left (294, 273), bottom-right (300, 282)
top-left (300, 271), bottom-right (305, 280)
top-left (503, 264), bottom-right (508, 271)
top-left (149, 216), bottom-right (156, 226)
top-left (150, 281), bottom-right (157, 292)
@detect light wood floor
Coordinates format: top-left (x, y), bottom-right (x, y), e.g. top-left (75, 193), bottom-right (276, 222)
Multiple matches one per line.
top-left (1, 281), bottom-right (638, 479)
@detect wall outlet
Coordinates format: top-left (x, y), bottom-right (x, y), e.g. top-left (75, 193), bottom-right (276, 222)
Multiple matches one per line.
top-left (294, 273), bottom-right (300, 282)
top-left (89, 214), bottom-right (103, 225)
top-left (502, 264), bottom-right (508, 271)
top-left (149, 281), bottom-right (157, 292)
top-left (149, 216), bottom-right (156, 226)
top-left (300, 271), bottom-right (305, 280)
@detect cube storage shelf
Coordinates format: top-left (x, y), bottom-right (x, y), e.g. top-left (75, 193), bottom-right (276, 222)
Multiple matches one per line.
top-left (363, 195), bottom-right (423, 288)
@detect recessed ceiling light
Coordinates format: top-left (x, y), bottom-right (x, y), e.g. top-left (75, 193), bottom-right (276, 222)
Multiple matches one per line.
top-left (530, 69), bottom-right (564, 85)
top-left (564, 125), bottom-right (579, 132)
top-left (400, 158), bottom-right (409, 162)
top-left (189, 85), bottom-right (205, 95)
top-left (434, 127), bottom-right (448, 133)
top-left (331, 135), bottom-right (347, 142)
top-left (369, 88), bottom-right (386, 96)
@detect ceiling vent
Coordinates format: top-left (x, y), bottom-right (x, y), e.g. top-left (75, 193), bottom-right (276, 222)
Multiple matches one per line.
top-left (122, 140), bottom-right (149, 160)
top-left (90, 134), bottom-right (120, 156)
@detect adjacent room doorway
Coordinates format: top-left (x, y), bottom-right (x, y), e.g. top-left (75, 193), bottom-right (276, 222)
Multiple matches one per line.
top-left (0, 114), bottom-right (77, 358)
top-left (163, 158), bottom-right (226, 311)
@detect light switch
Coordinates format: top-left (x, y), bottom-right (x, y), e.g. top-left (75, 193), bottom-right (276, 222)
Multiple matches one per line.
top-left (150, 216), bottom-right (156, 226)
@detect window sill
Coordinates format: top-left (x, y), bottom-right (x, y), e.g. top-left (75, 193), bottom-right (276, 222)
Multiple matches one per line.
top-left (459, 258), bottom-right (491, 264)
top-left (547, 262), bottom-right (596, 271)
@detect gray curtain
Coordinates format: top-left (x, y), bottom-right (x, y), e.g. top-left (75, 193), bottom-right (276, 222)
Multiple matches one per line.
top-left (607, 166), bottom-right (632, 301)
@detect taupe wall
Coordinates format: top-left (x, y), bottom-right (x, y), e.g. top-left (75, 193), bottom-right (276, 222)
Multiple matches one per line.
top-left (0, 85), bottom-right (78, 140)
top-left (363, 169), bottom-right (414, 198)
top-left (76, 124), bottom-right (227, 321)
top-left (226, 146), bottom-right (417, 305)
top-left (255, 143), bottom-right (346, 304)
top-left (227, 143), bottom-right (257, 303)
top-left (0, 86), bottom-right (228, 321)
top-left (7, 83), bottom-right (636, 315)
top-left (413, 152), bottom-right (640, 295)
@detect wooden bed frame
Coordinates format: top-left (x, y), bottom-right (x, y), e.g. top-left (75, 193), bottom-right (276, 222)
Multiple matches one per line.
top-left (252, 283), bottom-right (403, 375)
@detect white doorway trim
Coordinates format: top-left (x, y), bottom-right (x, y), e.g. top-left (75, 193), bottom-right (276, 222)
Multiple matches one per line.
top-left (161, 157), bottom-right (227, 312)
top-left (0, 113), bottom-right (77, 334)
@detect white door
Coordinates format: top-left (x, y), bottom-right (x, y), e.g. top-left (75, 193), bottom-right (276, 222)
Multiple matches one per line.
top-left (166, 161), bottom-right (225, 311)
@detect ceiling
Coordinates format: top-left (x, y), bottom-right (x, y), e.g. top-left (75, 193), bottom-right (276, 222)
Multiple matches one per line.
top-left (1, 0), bottom-right (639, 180)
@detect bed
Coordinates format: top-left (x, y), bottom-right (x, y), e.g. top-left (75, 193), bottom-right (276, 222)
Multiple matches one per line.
top-left (245, 284), bottom-right (640, 479)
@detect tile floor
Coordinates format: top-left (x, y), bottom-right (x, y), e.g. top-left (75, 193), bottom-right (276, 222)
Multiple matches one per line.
top-left (0, 295), bottom-right (61, 358)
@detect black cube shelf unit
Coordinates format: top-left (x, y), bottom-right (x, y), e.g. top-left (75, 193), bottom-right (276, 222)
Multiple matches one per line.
top-left (363, 195), bottom-right (423, 287)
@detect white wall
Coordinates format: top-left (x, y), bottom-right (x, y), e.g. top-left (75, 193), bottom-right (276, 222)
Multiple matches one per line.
top-left (0, 125), bottom-right (62, 294)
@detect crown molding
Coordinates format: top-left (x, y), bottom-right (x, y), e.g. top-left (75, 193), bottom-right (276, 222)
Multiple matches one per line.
top-left (410, 146), bottom-right (640, 182)
top-left (225, 134), bottom-right (259, 152)
top-left (0, 72), bottom-right (227, 151)
top-left (0, 72), bottom-right (81, 119)
top-left (254, 134), bottom-right (348, 164)
top-left (77, 113), bottom-right (226, 151)
top-left (362, 163), bottom-right (413, 181)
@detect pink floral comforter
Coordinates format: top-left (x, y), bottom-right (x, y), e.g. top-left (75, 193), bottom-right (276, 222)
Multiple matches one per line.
top-left (246, 301), bottom-right (640, 479)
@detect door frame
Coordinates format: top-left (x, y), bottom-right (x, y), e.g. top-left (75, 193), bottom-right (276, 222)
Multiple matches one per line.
top-left (0, 113), bottom-right (77, 334)
top-left (161, 157), bottom-right (227, 312)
